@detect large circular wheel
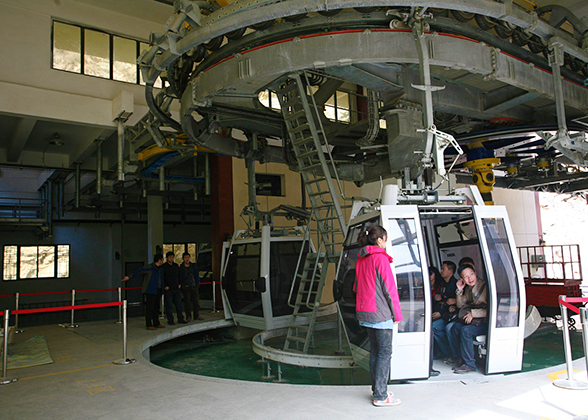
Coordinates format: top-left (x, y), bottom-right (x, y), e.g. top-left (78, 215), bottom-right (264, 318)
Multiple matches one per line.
top-left (451, 10), bottom-right (475, 22)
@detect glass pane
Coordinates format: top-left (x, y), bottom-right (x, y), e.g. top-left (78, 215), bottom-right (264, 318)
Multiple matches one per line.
top-left (270, 92), bottom-right (280, 110)
top-left (324, 104), bottom-right (336, 121)
top-left (389, 219), bottom-right (425, 333)
top-left (174, 244), bottom-right (185, 264)
top-left (258, 90), bottom-right (270, 107)
top-left (20, 246), bottom-right (38, 279)
top-left (337, 91), bottom-right (349, 110)
top-left (269, 241), bottom-right (308, 317)
top-left (223, 242), bottom-right (262, 316)
top-left (84, 29), bottom-right (110, 78)
top-left (436, 219), bottom-right (478, 245)
top-left (337, 106), bottom-right (350, 123)
top-left (113, 36), bottom-right (137, 83)
top-left (163, 244), bottom-right (173, 258)
top-left (3, 246), bottom-right (17, 281)
top-left (38, 246), bottom-right (55, 278)
top-left (57, 245), bottom-right (70, 278)
top-left (187, 243), bottom-right (196, 259)
top-left (336, 217), bottom-right (380, 350)
top-left (483, 218), bottom-right (520, 328)
top-left (53, 22), bottom-right (81, 73)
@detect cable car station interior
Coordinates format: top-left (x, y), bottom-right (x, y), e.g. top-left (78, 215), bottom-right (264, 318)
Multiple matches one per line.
top-left (1, 0), bottom-right (588, 418)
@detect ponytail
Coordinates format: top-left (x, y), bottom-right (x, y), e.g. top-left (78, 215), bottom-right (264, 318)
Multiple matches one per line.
top-left (358, 225), bottom-right (387, 247)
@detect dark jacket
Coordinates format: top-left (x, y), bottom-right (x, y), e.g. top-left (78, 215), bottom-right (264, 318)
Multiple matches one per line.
top-left (354, 246), bottom-right (403, 324)
top-left (179, 262), bottom-right (200, 287)
top-left (162, 262), bottom-right (181, 290)
top-left (131, 263), bottom-right (163, 295)
top-left (437, 275), bottom-right (458, 317)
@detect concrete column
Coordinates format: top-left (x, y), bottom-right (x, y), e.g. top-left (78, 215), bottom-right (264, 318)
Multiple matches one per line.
top-left (147, 195), bottom-right (163, 262)
top-left (210, 154), bottom-right (234, 309)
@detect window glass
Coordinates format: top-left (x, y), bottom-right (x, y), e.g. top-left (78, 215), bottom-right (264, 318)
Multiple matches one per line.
top-left (389, 218), bottom-right (425, 333)
top-left (57, 245), bottom-right (70, 278)
top-left (174, 244), bottom-right (185, 264)
top-left (3, 246), bottom-right (17, 281)
top-left (113, 36), bottom-right (137, 83)
top-left (53, 22), bottom-right (81, 73)
top-left (20, 246), bottom-right (38, 279)
top-left (84, 29), bottom-right (110, 78)
top-left (187, 243), bottom-right (196, 259)
top-left (223, 242), bottom-right (262, 317)
top-left (269, 241), bottom-right (307, 316)
top-left (38, 246), bottom-right (55, 278)
top-left (483, 218), bottom-right (520, 328)
top-left (337, 91), bottom-right (350, 122)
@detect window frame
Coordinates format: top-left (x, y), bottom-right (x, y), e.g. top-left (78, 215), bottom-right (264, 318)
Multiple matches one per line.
top-left (51, 20), bottom-right (164, 87)
top-left (3, 244), bottom-right (71, 281)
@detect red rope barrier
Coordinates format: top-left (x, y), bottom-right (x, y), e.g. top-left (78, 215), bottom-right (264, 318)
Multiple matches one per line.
top-left (558, 296), bottom-right (588, 315)
top-left (0, 301), bottom-right (122, 317)
top-left (76, 288), bottom-right (120, 293)
top-left (0, 294), bottom-right (14, 298)
top-left (122, 287), bottom-right (142, 291)
top-left (20, 290), bottom-right (71, 296)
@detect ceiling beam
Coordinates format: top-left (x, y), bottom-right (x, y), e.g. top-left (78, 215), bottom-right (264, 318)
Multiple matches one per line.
top-left (7, 117), bottom-right (36, 162)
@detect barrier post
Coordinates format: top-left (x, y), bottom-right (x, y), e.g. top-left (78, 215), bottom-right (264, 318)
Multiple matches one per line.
top-left (210, 280), bottom-right (219, 314)
top-left (581, 307), bottom-right (588, 381)
top-left (115, 287), bottom-right (122, 324)
top-left (553, 295), bottom-right (588, 389)
top-left (114, 301), bottom-right (135, 365)
top-left (160, 294), bottom-right (165, 320)
top-left (1, 310), bottom-right (17, 385)
top-left (14, 293), bottom-right (23, 334)
top-left (69, 289), bottom-right (79, 328)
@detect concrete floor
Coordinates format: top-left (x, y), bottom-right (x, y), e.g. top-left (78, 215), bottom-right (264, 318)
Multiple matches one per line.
top-left (2, 314), bottom-right (588, 420)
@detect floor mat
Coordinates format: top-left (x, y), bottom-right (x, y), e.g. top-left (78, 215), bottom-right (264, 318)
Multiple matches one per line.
top-left (6, 335), bottom-right (53, 369)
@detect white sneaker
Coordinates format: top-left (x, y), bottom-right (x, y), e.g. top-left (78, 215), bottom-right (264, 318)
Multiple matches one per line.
top-left (373, 394), bottom-right (401, 407)
top-left (372, 391), bottom-right (394, 401)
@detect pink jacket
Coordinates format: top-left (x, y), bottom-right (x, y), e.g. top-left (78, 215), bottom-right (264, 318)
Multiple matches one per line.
top-left (354, 246), bottom-right (403, 323)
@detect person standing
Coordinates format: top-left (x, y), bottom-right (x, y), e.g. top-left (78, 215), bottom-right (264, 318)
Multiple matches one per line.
top-left (180, 252), bottom-right (203, 322)
top-left (162, 251), bottom-right (187, 325)
top-left (122, 254), bottom-right (165, 330)
top-left (354, 225), bottom-right (403, 407)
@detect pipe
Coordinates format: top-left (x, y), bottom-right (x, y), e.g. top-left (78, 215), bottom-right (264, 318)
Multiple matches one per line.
top-left (75, 163), bottom-right (81, 209)
top-left (159, 167), bottom-right (165, 191)
top-left (1, 309), bottom-right (17, 384)
top-left (205, 153), bottom-right (211, 196)
top-left (117, 119), bottom-right (125, 182)
top-left (96, 141), bottom-right (103, 195)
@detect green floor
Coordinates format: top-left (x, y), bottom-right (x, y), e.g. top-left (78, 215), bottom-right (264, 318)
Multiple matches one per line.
top-left (150, 322), bottom-right (585, 384)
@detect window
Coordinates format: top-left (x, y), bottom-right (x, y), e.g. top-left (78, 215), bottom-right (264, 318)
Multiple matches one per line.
top-left (258, 90), bottom-right (280, 110)
top-left (325, 90), bottom-right (351, 123)
top-left (255, 174), bottom-right (284, 196)
top-left (163, 243), bottom-right (197, 264)
top-left (3, 245), bottom-right (70, 281)
top-left (52, 21), bottom-right (163, 87)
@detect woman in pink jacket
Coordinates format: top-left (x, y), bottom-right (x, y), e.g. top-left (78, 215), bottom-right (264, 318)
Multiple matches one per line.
top-left (354, 225), bottom-right (403, 407)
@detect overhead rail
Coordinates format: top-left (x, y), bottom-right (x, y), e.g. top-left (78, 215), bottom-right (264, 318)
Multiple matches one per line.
top-left (1, 300), bottom-right (135, 386)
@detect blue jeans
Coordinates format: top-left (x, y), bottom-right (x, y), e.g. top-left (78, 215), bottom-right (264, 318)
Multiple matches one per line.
top-left (164, 289), bottom-right (185, 323)
top-left (432, 318), bottom-right (450, 358)
top-left (446, 321), bottom-right (462, 358)
top-left (366, 328), bottom-right (393, 401)
top-left (447, 321), bottom-right (487, 369)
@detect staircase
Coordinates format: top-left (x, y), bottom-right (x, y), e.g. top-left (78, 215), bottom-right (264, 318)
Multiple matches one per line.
top-left (276, 72), bottom-right (347, 353)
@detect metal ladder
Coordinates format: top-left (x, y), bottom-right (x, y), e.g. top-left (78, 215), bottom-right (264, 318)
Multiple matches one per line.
top-left (276, 72), bottom-right (347, 353)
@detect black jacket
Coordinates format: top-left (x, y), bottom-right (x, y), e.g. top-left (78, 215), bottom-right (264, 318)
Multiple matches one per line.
top-left (162, 262), bottom-right (181, 290)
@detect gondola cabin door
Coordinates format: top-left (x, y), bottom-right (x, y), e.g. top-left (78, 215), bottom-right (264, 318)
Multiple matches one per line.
top-left (473, 205), bottom-right (526, 374)
top-left (380, 205), bottom-right (431, 380)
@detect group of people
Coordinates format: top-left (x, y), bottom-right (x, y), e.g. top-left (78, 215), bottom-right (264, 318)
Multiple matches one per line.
top-left (353, 225), bottom-right (489, 408)
top-left (429, 258), bottom-right (488, 374)
top-left (122, 251), bottom-right (203, 330)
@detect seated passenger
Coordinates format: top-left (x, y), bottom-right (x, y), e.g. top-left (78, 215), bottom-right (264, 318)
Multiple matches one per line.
top-left (446, 264), bottom-right (488, 374)
top-left (431, 261), bottom-right (458, 359)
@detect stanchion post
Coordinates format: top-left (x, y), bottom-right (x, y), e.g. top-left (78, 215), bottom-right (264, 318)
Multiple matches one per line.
top-left (160, 294), bottom-right (165, 319)
top-left (115, 287), bottom-right (122, 324)
top-left (1, 310), bottom-right (17, 385)
top-left (553, 295), bottom-right (588, 389)
top-left (114, 300), bottom-right (136, 365)
top-left (580, 307), bottom-right (588, 381)
top-left (14, 293), bottom-right (23, 334)
top-left (210, 280), bottom-right (219, 314)
top-left (69, 289), bottom-right (79, 328)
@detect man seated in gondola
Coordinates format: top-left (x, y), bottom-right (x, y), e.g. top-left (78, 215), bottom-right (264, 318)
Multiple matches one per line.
top-left (446, 264), bottom-right (488, 374)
